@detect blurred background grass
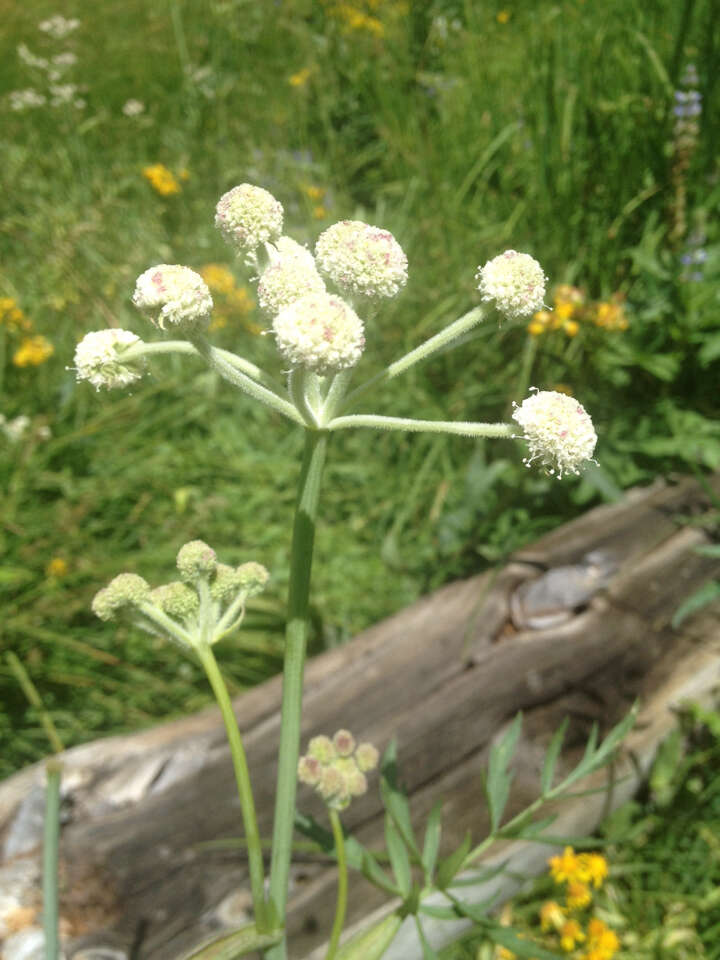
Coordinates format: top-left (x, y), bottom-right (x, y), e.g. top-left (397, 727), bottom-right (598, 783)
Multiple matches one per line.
top-left (1, 0), bottom-right (718, 783)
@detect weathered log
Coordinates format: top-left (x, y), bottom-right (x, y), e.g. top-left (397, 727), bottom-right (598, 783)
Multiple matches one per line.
top-left (1, 474), bottom-right (719, 960)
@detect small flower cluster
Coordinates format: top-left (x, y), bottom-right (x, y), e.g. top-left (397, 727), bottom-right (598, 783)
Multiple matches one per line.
top-left (537, 847), bottom-right (619, 960)
top-left (298, 730), bottom-right (379, 810)
top-left (8, 18), bottom-right (85, 112)
top-left (512, 388), bottom-right (597, 478)
top-left (670, 63), bottom-right (702, 244)
top-left (142, 164), bottom-right (188, 197)
top-left (92, 540), bottom-right (269, 651)
top-left (319, 0), bottom-right (395, 38)
top-left (200, 264), bottom-right (259, 333)
top-left (132, 264), bottom-right (213, 330)
top-left (476, 250), bottom-right (547, 322)
top-left (73, 329), bottom-right (145, 390)
top-left (1, 298), bottom-right (54, 368)
top-left (301, 183), bottom-right (329, 220)
top-left (529, 286), bottom-right (628, 337)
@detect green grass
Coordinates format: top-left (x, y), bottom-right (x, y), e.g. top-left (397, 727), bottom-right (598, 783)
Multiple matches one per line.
top-left (1, 0), bottom-right (718, 784)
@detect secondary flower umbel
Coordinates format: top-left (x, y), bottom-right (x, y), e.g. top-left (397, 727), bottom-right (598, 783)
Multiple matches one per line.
top-left (512, 388), bottom-right (597, 478)
top-left (73, 329), bottom-right (146, 390)
top-left (273, 293), bottom-right (365, 374)
top-left (298, 730), bottom-right (379, 810)
top-left (315, 219), bottom-right (408, 299)
top-left (133, 265), bottom-right (213, 331)
top-left (476, 250), bottom-right (547, 321)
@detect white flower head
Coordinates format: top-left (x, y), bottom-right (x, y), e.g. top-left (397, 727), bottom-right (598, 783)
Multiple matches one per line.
top-left (257, 239), bottom-right (326, 316)
top-left (38, 15), bottom-right (80, 38)
top-left (273, 293), bottom-right (365, 374)
top-left (315, 220), bottom-right (408, 299)
top-left (512, 388), bottom-right (597, 478)
top-left (132, 265), bottom-right (213, 330)
top-left (74, 329), bottom-right (146, 390)
top-left (215, 183), bottom-right (283, 253)
top-left (9, 89), bottom-right (47, 111)
top-left (122, 98), bottom-right (145, 117)
top-left (476, 250), bottom-right (547, 320)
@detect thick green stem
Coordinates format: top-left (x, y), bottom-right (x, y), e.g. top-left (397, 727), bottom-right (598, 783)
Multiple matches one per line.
top-left (43, 759), bottom-right (62, 960)
top-left (325, 809), bottom-right (348, 960)
top-left (267, 429), bottom-right (329, 957)
top-left (196, 642), bottom-right (269, 932)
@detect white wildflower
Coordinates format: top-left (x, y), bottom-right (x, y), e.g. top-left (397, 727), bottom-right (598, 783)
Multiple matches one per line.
top-left (17, 43), bottom-right (49, 70)
top-left (315, 219), bottom-right (408, 299)
top-left (38, 15), bottom-right (80, 39)
top-left (512, 388), bottom-right (597, 478)
top-left (258, 239), bottom-right (326, 316)
top-left (9, 89), bottom-right (46, 111)
top-left (132, 265), bottom-right (213, 330)
top-left (476, 250), bottom-right (547, 321)
top-left (74, 329), bottom-right (146, 390)
top-left (273, 293), bottom-right (365, 374)
top-left (215, 184), bottom-right (283, 253)
top-left (122, 98), bottom-right (145, 117)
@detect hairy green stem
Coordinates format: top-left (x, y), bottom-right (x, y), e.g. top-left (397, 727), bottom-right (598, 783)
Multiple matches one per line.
top-left (196, 642), bottom-right (269, 932)
top-left (267, 429), bottom-right (329, 957)
top-left (325, 809), bottom-right (348, 960)
top-left (328, 415), bottom-right (514, 439)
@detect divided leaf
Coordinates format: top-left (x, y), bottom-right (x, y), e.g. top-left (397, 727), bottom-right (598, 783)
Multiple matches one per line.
top-left (484, 712), bottom-right (522, 831)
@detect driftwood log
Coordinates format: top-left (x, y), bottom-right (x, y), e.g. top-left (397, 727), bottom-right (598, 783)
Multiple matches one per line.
top-left (1, 474), bottom-right (719, 960)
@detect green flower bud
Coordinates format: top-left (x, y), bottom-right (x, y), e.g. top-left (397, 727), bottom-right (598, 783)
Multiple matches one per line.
top-left (297, 754), bottom-right (321, 786)
top-left (236, 561), bottom-right (269, 597)
top-left (210, 563), bottom-right (244, 603)
top-left (176, 540), bottom-right (217, 582)
top-left (150, 581), bottom-right (199, 620)
top-left (318, 766), bottom-right (350, 809)
top-left (355, 742), bottom-right (380, 772)
top-left (308, 734), bottom-right (336, 763)
top-left (92, 573), bottom-right (151, 621)
top-left (347, 769), bottom-right (368, 798)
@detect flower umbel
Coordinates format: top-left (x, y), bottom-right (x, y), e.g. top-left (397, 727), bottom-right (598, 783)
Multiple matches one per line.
top-left (73, 329), bottom-right (146, 390)
top-left (215, 183), bottom-right (283, 253)
top-left (298, 730), bottom-right (378, 810)
top-left (132, 265), bottom-right (213, 331)
top-left (512, 389), bottom-right (597, 478)
top-left (476, 250), bottom-right (547, 321)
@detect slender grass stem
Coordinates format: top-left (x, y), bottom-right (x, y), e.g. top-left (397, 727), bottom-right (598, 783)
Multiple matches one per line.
top-left (328, 415), bottom-right (514, 439)
top-left (325, 808), bottom-right (348, 960)
top-left (267, 429), bottom-right (329, 958)
top-left (196, 642), bottom-right (269, 932)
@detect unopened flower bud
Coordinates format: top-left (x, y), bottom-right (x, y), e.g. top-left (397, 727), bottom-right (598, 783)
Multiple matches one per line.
top-left (210, 563), bottom-right (244, 603)
top-left (333, 729), bottom-right (356, 757)
top-left (176, 540), bottom-right (217, 582)
top-left (74, 329), bottom-right (146, 390)
top-left (236, 561), bottom-right (269, 597)
top-left (355, 742), bottom-right (380, 772)
top-left (512, 388), bottom-right (597, 478)
top-left (215, 184), bottom-right (283, 252)
top-left (346, 768), bottom-right (368, 797)
top-left (257, 254), bottom-right (326, 317)
top-left (298, 754), bottom-right (321, 786)
top-left (275, 236), bottom-right (316, 270)
top-left (308, 735), bottom-right (336, 763)
top-left (476, 250), bottom-right (547, 320)
top-left (150, 581), bottom-right (200, 620)
top-left (132, 265), bottom-right (213, 330)
top-left (92, 573), bottom-right (151, 621)
top-left (315, 220), bottom-right (408, 299)
top-left (319, 766), bottom-right (349, 808)
top-left (273, 293), bottom-right (365, 374)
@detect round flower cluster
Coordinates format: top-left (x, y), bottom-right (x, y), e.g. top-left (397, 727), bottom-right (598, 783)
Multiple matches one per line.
top-left (215, 184), bottom-right (283, 253)
top-left (132, 265), bottom-right (213, 330)
top-left (92, 573), bottom-right (151, 621)
top-left (512, 388), bottom-right (597, 478)
top-left (74, 329), bottom-right (146, 390)
top-left (273, 293), bottom-right (365, 374)
top-left (476, 250), bottom-right (547, 320)
top-left (257, 242), bottom-right (326, 316)
top-left (315, 220), bottom-right (408, 299)
top-left (297, 730), bottom-right (379, 810)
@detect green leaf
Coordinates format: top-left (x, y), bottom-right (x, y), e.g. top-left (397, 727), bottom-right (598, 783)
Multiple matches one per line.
top-left (541, 718), bottom-right (568, 794)
top-left (673, 581), bottom-right (720, 628)
top-left (421, 800), bottom-right (443, 879)
top-left (418, 904), bottom-right (461, 920)
top-left (179, 924), bottom-right (282, 960)
top-left (485, 712), bottom-right (522, 831)
top-left (444, 859), bottom-right (510, 887)
top-left (436, 830), bottom-right (472, 889)
top-left (500, 814), bottom-right (557, 841)
top-left (381, 740), bottom-right (421, 858)
top-left (414, 916), bottom-right (440, 960)
top-left (294, 810), bottom-right (365, 871)
top-left (385, 813), bottom-right (412, 896)
top-left (336, 912), bottom-right (403, 960)
top-left (361, 850), bottom-right (401, 897)
top-left (484, 924), bottom-right (563, 960)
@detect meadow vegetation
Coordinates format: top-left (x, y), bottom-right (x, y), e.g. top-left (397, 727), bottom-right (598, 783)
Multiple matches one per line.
top-left (1, 5), bottom-right (719, 949)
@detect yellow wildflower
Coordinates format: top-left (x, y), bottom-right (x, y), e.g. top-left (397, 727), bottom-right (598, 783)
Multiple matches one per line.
top-left (227, 287), bottom-right (254, 314)
top-left (303, 184), bottom-right (326, 201)
top-left (142, 163), bottom-right (181, 196)
top-left (559, 919), bottom-right (585, 952)
top-left (46, 557), bottom-right (69, 578)
top-left (527, 320), bottom-right (546, 336)
top-left (566, 880), bottom-right (592, 910)
top-left (496, 948), bottom-right (515, 960)
top-left (0, 298), bottom-right (32, 332)
top-left (554, 284), bottom-right (585, 307)
top-left (179, 168), bottom-right (190, 181)
top-left (200, 264), bottom-right (237, 296)
top-left (581, 918), bottom-right (620, 959)
top-left (593, 300), bottom-right (627, 331)
top-left (579, 853), bottom-right (609, 888)
top-left (554, 300), bottom-right (575, 321)
top-left (312, 205), bottom-right (328, 220)
top-left (540, 900), bottom-right (566, 932)
top-left (549, 847), bottom-right (584, 884)
top-left (288, 67), bottom-right (313, 87)
top-left (13, 335), bottom-right (54, 367)
top-left (563, 319), bottom-right (580, 337)
top-left (497, 10), bottom-right (511, 23)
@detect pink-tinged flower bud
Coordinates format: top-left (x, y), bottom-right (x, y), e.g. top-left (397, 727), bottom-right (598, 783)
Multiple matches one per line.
top-left (476, 250), bottom-right (547, 320)
top-left (215, 184), bottom-right (283, 252)
top-left (347, 769), bottom-right (368, 797)
top-left (318, 766), bottom-right (350, 808)
top-left (92, 573), bottom-right (151, 621)
top-left (74, 329), bottom-right (146, 390)
top-left (308, 734), bottom-right (336, 763)
top-left (208, 564), bottom-right (243, 603)
top-left (298, 754), bottom-right (322, 786)
top-left (236, 561), bottom-right (269, 597)
top-left (273, 293), bottom-right (365, 374)
top-left (257, 249), bottom-right (326, 316)
top-left (333, 729), bottom-right (356, 757)
top-left (315, 220), bottom-right (408, 299)
top-left (355, 742), bottom-right (380, 772)
top-left (176, 540), bottom-right (217, 582)
top-left (150, 581), bottom-right (200, 619)
top-left (133, 265), bottom-right (213, 330)
top-left (512, 388), bottom-right (597, 478)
